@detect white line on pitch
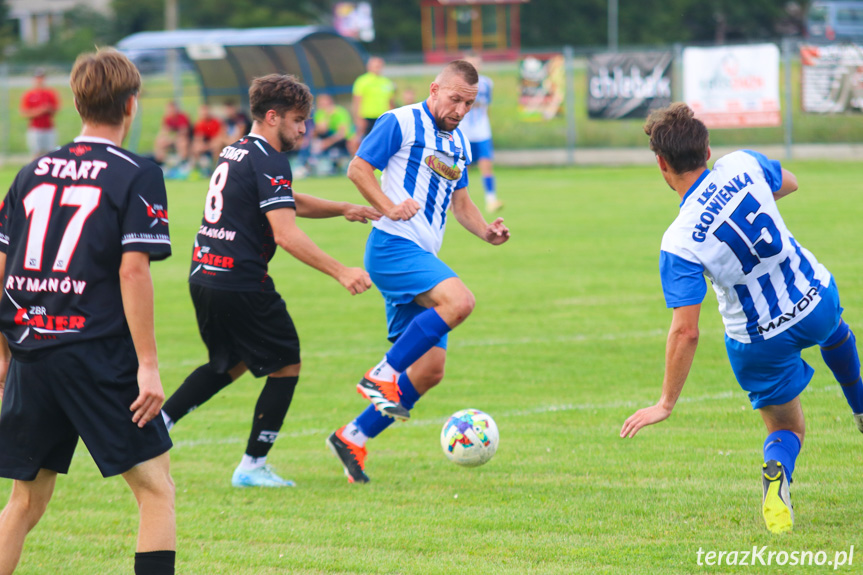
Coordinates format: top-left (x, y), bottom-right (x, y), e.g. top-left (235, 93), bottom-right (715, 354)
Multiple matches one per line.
top-left (168, 382), bottom-right (841, 451)
top-left (162, 328), bottom-right (667, 369)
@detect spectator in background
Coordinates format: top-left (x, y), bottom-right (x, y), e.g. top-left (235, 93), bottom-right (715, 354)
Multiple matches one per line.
top-left (460, 55), bottom-right (502, 213)
top-left (352, 56), bottom-right (395, 140)
top-left (220, 100), bottom-right (251, 145)
top-left (19, 68), bottom-right (60, 159)
top-left (312, 93), bottom-right (357, 175)
top-left (397, 87), bottom-right (417, 107)
top-left (153, 100), bottom-right (191, 170)
top-left (188, 104), bottom-right (224, 178)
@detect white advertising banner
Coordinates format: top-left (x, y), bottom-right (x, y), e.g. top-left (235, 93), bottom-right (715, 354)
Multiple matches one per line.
top-left (683, 44), bottom-right (781, 128)
top-left (800, 44), bottom-right (863, 113)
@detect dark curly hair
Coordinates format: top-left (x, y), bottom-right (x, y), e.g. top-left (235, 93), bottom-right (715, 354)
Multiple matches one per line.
top-left (249, 74), bottom-right (313, 122)
top-left (644, 102), bottom-right (709, 174)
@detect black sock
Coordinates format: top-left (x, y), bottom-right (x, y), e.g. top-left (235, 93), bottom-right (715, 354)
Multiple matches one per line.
top-left (134, 550), bottom-right (175, 575)
top-left (163, 364), bottom-right (233, 422)
top-left (246, 376), bottom-right (299, 457)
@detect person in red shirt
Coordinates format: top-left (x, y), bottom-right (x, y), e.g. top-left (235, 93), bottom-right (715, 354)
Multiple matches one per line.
top-left (189, 104), bottom-right (224, 177)
top-left (153, 100), bottom-right (191, 167)
top-left (19, 68), bottom-right (60, 159)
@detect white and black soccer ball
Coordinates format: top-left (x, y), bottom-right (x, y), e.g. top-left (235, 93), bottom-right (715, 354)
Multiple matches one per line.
top-left (440, 408), bottom-right (499, 467)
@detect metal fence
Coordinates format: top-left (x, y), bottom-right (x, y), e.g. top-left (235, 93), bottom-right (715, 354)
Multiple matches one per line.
top-left (2, 39), bottom-right (862, 167)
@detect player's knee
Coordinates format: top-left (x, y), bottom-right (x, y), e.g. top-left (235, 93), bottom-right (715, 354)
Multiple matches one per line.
top-left (139, 472), bottom-right (175, 509)
top-left (270, 362), bottom-right (301, 378)
top-left (449, 288), bottom-right (475, 321)
top-left (8, 487), bottom-right (51, 528)
top-left (413, 365), bottom-right (445, 391)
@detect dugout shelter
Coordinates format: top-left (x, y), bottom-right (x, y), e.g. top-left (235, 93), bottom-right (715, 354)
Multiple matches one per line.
top-left (116, 26), bottom-right (366, 108)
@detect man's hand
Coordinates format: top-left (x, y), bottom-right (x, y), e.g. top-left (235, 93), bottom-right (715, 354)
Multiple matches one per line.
top-left (344, 204), bottom-right (382, 223)
top-left (483, 217), bottom-right (511, 245)
top-left (385, 198), bottom-right (420, 221)
top-left (130, 365), bottom-right (166, 428)
top-left (337, 266), bottom-right (373, 295)
top-left (620, 403), bottom-right (672, 438)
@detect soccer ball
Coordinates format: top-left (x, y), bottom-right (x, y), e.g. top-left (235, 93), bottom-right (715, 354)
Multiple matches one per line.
top-left (440, 408), bottom-right (499, 467)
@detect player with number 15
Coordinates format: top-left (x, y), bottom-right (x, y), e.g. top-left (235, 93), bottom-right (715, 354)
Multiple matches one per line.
top-left (620, 103), bottom-right (863, 535)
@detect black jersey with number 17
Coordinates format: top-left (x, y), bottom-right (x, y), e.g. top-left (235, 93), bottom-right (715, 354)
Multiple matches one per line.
top-left (188, 134), bottom-right (296, 292)
top-left (0, 137), bottom-right (171, 356)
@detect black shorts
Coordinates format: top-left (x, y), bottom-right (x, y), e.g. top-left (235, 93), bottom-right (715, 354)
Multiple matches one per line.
top-left (0, 336), bottom-right (172, 480)
top-left (190, 283), bottom-right (301, 377)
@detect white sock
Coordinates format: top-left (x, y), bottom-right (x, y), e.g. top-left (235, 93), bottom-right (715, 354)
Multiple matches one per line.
top-left (371, 356), bottom-right (399, 382)
top-left (161, 410), bottom-right (174, 432)
top-left (239, 454), bottom-right (267, 471)
top-left (343, 421), bottom-right (368, 447)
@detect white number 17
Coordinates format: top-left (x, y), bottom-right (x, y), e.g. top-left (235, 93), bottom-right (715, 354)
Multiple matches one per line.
top-left (22, 183), bottom-right (101, 272)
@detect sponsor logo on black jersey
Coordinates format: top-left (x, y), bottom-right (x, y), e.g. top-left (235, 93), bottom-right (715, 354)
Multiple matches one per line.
top-left (190, 245), bottom-right (235, 277)
top-left (220, 145), bottom-right (250, 162)
top-left (139, 195), bottom-right (169, 227)
top-left (264, 173), bottom-right (291, 193)
top-left (4, 291), bottom-right (86, 343)
top-left (68, 144), bottom-right (92, 157)
top-left (34, 157), bottom-right (108, 181)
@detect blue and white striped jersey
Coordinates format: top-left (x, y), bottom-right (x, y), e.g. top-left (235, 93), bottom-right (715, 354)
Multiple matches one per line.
top-left (357, 101), bottom-right (472, 255)
top-left (460, 75), bottom-right (493, 143)
top-left (659, 150), bottom-right (831, 343)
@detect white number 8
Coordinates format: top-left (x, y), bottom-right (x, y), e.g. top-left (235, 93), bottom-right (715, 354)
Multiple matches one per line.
top-left (204, 162), bottom-right (230, 224)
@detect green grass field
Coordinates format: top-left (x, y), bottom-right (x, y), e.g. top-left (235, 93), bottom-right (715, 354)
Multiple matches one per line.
top-left (0, 162), bottom-right (862, 574)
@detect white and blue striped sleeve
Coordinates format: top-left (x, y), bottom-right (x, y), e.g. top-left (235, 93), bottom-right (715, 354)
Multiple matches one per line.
top-left (357, 112), bottom-right (404, 171)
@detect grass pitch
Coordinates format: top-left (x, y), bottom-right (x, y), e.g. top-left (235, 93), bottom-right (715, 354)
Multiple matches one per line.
top-left (1, 162), bottom-right (862, 574)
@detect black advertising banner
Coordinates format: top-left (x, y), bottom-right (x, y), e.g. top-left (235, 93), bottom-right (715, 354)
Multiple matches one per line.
top-left (587, 51), bottom-right (673, 119)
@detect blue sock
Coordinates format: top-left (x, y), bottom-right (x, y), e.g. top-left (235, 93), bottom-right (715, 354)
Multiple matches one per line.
top-left (483, 175), bottom-right (496, 195)
top-left (820, 321), bottom-right (863, 413)
top-left (355, 372), bottom-right (421, 438)
top-left (763, 430), bottom-right (801, 482)
top-left (384, 308), bottom-right (450, 373)
top-left (397, 372), bottom-right (420, 409)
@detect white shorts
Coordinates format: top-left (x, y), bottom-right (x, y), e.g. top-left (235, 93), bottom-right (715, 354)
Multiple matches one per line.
top-left (27, 128), bottom-right (57, 156)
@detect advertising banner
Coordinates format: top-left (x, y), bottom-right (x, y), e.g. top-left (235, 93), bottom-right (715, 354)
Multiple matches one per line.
top-left (518, 54), bottom-right (565, 121)
top-left (587, 51), bottom-right (673, 119)
top-left (800, 44), bottom-right (863, 113)
top-left (682, 44), bottom-right (780, 128)
top-left (333, 2), bottom-right (375, 42)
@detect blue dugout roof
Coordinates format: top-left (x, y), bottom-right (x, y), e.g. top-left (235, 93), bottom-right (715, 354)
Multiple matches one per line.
top-left (117, 26), bottom-right (366, 106)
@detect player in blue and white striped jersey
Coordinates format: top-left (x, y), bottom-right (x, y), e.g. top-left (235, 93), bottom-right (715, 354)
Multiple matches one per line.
top-left (621, 103), bottom-right (863, 534)
top-left (460, 55), bottom-right (501, 212)
top-left (327, 60), bottom-right (511, 483)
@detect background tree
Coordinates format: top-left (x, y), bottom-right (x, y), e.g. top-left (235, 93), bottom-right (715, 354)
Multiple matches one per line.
top-left (8, 6), bottom-right (114, 63)
top-left (102, 0), bottom-right (810, 53)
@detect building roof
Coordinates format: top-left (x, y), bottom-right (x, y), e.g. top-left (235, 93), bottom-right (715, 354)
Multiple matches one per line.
top-left (116, 26), bottom-right (366, 106)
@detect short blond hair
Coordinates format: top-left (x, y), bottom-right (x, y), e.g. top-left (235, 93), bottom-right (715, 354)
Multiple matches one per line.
top-left (70, 48), bottom-right (141, 126)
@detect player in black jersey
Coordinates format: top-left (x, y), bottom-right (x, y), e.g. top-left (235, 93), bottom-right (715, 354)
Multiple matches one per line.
top-left (161, 74), bottom-right (379, 488)
top-left (0, 50), bottom-right (175, 575)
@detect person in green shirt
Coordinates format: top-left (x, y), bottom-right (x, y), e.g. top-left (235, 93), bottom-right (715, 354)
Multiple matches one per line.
top-left (352, 56), bottom-right (395, 140)
top-left (312, 94), bottom-right (358, 175)
top-left (314, 94), bottom-right (357, 155)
